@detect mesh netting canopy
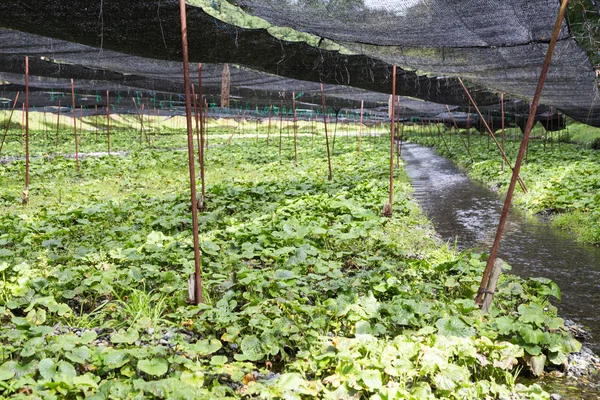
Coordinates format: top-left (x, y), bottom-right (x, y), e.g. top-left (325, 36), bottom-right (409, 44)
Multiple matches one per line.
top-left (0, 0), bottom-right (599, 125)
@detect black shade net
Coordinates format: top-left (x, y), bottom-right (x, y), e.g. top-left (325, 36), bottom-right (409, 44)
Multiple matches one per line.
top-left (0, 0), bottom-right (598, 127)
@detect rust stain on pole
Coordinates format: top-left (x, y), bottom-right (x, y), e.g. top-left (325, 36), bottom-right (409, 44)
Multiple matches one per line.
top-left (475, 0), bottom-right (570, 306)
top-left (179, 0), bottom-right (203, 305)
top-left (0, 92), bottom-right (20, 155)
top-left (458, 77), bottom-right (527, 193)
top-left (71, 79), bottom-right (79, 172)
top-left (24, 57), bottom-right (30, 203)
top-left (320, 83), bottom-right (333, 181)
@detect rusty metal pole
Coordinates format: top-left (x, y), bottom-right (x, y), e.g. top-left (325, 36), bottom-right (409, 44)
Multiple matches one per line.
top-left (501, 92), bottom-right (505, 171)
top-left (56, 100), bottom-right (60, 146)
top-left (266, 105), bottom-right (272, 148)
top-left (279, 100), bottom-right (283, 157)
top-left (475, 0), bottom-right (569, 306)
top-left (292, 92), bottom-right (298, 167)
top-left (446, 105), bottom-right (473, 160)
top-left (94, 105), bottom-right (98, 141)
top-left (384, 66), bottom-right (397, 217)
top-left (0, 92), bottom-right (20, 155)
top-left (179, 0), bottom-right (203, 305)
top-left (197, 63), bottom-right (206, 211)
top-left (24, 57), bottom-right (30, 204)
top-left (106, 91), bottom-right (110, 155)
top-left (458, 77), bottom-right (527, 193)
top-left (71, 79), bottom-right (79, 171)
top-left (320, 83), bottom-right (333, 181)
top-left (358, 100), bottom-right (363, 157)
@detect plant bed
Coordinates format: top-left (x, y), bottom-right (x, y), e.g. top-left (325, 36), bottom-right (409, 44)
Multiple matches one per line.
top-left (0, 133), bottom-right (582, 399)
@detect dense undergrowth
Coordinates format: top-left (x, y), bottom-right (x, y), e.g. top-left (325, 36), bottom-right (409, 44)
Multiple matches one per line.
top-left (0, 132), bottom-right (580, 399)
top-left (408, 127), bottom-right (600, 245)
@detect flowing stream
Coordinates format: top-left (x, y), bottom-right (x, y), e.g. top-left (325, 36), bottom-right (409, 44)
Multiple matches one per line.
top-left (401, 143), bottom-right (600, 354)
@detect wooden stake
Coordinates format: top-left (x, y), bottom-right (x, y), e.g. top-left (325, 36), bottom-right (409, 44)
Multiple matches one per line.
top-left (481, 258), bottom-right (504, 313)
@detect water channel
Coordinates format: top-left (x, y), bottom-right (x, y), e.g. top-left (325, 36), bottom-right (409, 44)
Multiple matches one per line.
top-left (401, 142), bottom-right (600, 396)
top-left (401, 142), bottom-right (600, 351)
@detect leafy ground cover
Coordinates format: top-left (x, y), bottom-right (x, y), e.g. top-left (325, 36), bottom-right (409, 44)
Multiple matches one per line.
top-left (0, 130), bottom-right (580, 399)
top-left (408, 127), bottom-right (600, 245)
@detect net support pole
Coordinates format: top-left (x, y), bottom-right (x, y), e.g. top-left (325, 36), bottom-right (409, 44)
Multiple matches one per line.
top-left (0, 92), bottom-right (20, 155)
top-left (106, 91), bottom-right (111, 155)
top-left (179, 0), bottom-right (203, 305)
top-left (197, 63), bottom-right (206, 211)
top-left (56, 100), bottom-right (60, 146)
top-left (279, 100), bottom-right (283, 157)
top-left (24, 57), bottom-right (30, 205)
top-left (320, 83), bottom-right (333, 181)
top-left (383, 66), bottom-right (397, 217)
top-left (358, 100), bottom-right (363, 157)
top-left (457, 77), bottom-right (527, 193)
top-left (475, 0), bottom-right (569, 306)
top-left (445, 105), bottom-right (472, 160)
top-left (292, 92), bottom-right (298, 167)
top-left (501, 92), bottom-right (505, 171)
top-left (71, 79), bottom-right (79, 172)
top-left (267, 105), bottom-right (272, 148)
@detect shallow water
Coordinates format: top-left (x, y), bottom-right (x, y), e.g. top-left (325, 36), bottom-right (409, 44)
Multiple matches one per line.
top-left (401, 142), bottom-right (600, 354)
